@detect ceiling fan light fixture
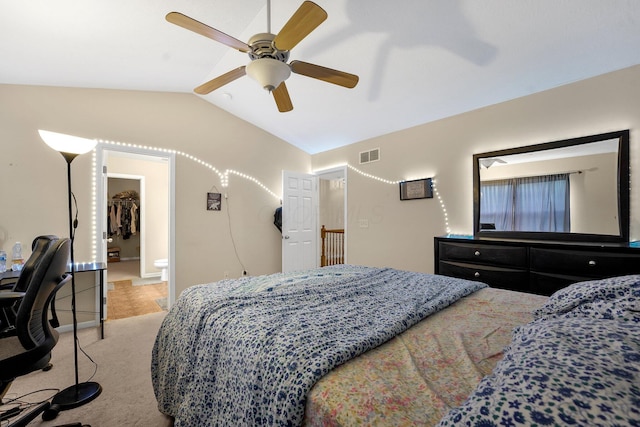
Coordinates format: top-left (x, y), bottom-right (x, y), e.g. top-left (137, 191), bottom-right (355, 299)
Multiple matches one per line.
top-left (246, 58), bottom-right (291, 92)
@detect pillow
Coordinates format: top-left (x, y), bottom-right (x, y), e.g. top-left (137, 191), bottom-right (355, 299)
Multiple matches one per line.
top-left (437, 315), bottom-right (640, 426)
top-left (533, 274), bottom-right (640, 323)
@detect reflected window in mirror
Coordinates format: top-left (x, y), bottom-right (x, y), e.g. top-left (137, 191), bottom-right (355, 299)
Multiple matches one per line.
top-left (473, 130), bottom-right (630, 243)
top-left (480, 173), bottom-right (570, 232)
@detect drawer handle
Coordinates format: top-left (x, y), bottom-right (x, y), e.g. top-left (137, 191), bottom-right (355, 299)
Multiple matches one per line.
top-left (588, 260), bottom-right (596, 267)
top-left (474, 271), bottom-right (480, 278)
top-left (474, 250), bottom-right (481, 256)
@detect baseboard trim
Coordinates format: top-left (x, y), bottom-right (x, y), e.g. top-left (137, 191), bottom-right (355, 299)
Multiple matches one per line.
top-left (57, 319), bottom-right (99, 334)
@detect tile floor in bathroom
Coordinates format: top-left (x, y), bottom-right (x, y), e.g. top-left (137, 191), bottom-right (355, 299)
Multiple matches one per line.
top-left (106, 260), bottom-right (167, 320)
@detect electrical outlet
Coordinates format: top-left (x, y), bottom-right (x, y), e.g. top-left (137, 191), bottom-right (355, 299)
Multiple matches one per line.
top-left (224, 271), bottom-right (229, 278)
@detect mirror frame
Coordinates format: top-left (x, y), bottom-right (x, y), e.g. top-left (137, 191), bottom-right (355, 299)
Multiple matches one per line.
top-left (473, 130), bottom-right (630, 243)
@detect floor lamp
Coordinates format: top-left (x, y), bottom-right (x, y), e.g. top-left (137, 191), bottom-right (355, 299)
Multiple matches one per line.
top-left (39, 130), bottom-right (102, 419)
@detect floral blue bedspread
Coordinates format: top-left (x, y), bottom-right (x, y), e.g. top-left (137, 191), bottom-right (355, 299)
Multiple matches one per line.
top-left (438, 274), bottom-right (640, 427)
top-left (151, 265), bottom-right (485, 426)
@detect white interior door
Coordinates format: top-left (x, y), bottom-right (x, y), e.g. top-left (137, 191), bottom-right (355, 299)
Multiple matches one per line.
top-left (282, 171), bottom-right (318, 272)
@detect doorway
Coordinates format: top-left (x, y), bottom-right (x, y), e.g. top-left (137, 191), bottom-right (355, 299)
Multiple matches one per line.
top-left (317, 166), bottom-right (347, 265)
top-left (96, 145), bottom-right (175, 321)
top-left (281, 166), bottom-right (348, 272)
top-left (105, 175), bottom-right (166, 319)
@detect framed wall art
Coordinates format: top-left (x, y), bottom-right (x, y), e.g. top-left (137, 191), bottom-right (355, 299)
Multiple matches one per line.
top-left (399, 178), bottom-right (433, 200)
top-left (207, 192), bottom-right (222, 211)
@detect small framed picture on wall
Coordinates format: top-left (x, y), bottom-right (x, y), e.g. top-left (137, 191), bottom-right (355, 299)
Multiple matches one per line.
top-left (207, 192), bottom-right (222, 211)
top-left (399, 178), bottom-right (433, 200)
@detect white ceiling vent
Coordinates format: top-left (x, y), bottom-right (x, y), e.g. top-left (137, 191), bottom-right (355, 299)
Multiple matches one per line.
top-left (359, 148), bottom-right (380, 164)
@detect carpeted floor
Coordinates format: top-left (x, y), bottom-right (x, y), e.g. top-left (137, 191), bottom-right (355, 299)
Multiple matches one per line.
top-left (3, 311), bottom-right (173, 426)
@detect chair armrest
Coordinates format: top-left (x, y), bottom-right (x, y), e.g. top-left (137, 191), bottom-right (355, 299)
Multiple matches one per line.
top-left (0, 291), bottom-right (25, 307)
top-left (0, 282), bottom-right (18, 291)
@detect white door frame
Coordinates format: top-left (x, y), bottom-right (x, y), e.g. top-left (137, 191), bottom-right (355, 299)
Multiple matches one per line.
top-left (95, 145), bottom-right (176, 315)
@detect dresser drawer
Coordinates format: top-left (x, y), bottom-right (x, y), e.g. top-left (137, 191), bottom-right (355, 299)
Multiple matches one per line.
top-left (439, 242), bottom-right (528, 268)
top-left (438, 261), bottom-right (529, 292)
top-left (530, 248), bottom-right (640, 278)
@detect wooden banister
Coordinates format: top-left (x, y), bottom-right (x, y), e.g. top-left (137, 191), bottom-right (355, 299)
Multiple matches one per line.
top-left (321, 225), bottom-right (344, 267)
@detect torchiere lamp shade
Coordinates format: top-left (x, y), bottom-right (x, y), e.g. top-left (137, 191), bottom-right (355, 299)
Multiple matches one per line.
top-left (38, 130), bottom-right (97, 158)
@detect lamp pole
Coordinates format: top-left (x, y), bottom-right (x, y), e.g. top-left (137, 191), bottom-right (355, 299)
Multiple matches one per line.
top-left (39, 131), bottom-right (102, 421)
top-left (64, 154), bottom-right (80, 389)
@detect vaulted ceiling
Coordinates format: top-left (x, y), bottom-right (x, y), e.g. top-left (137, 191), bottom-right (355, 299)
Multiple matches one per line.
top-left (2, 1), bottom-right (639, 154)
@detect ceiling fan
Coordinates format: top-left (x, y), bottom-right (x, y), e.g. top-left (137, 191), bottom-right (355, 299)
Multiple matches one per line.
top-left (166, 1), bottom-right (359, 112)
top-left (479, 158), bottom-right (507, 169)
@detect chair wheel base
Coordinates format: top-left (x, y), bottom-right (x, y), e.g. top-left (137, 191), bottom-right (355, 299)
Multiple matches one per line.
top-left (42, 405), bottom-right (60, 421)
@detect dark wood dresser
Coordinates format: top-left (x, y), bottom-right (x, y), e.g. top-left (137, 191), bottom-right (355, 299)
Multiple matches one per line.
top-left (434, 236), bottom-right (640, 296)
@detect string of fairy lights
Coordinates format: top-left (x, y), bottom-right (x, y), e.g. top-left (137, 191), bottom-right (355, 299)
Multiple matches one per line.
top-left (95, 139), bottom-right (281, 199)
top-left (344, 164), bottom-right (450, 233)
top-left (90, 139), bottom-right (451, 258)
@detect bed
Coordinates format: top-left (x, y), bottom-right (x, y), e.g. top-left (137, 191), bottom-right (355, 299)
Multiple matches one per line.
top-left (151, 265), bottom-right (640, 426)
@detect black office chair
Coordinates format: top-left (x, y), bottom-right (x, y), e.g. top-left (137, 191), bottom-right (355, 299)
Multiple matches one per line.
top-left (0, 235), bottom-right (59, 337)
top-left (0, 238), bottom-right (71, 426)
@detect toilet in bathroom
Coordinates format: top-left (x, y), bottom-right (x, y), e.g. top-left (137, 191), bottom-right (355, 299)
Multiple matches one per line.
top-left (154, 258), bottom-right (168, 281)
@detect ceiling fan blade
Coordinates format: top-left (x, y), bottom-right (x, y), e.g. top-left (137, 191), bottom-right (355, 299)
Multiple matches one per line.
top-left (273, 1), bottom-right (327, 51)
top-left (290, 61), bottom-right (359, 88)
top-left (194, 66), bottom-right (246, 94)
top-left (166, 12), bottom-right (250, 52)
top-left (272, 82), bottom-right (293, 112)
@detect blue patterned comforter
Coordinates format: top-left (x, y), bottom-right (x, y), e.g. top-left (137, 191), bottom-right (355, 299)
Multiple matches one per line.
top-left (438, 274), bottom-right (640, 426)
top-left (151, 265), bottom-right (485, 426)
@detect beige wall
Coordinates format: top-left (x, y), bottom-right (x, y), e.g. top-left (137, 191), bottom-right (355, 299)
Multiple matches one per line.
top-left (319, 178), bottom-right (345, 230)
top-left (312, 65), bottom-right (640, 273)
top-left (0, 84), bottom-right (311, 314)
top-left (1, 64), bottom-right (639, 322)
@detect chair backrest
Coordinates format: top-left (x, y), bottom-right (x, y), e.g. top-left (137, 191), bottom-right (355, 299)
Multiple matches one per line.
top-left (11, 235), bottom-right (59, 293)
top-left (15, 238), bottom-right (70, 350)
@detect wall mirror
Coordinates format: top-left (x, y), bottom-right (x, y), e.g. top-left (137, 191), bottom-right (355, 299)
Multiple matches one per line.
top-left (473, 130), bottom-right (630, 243)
